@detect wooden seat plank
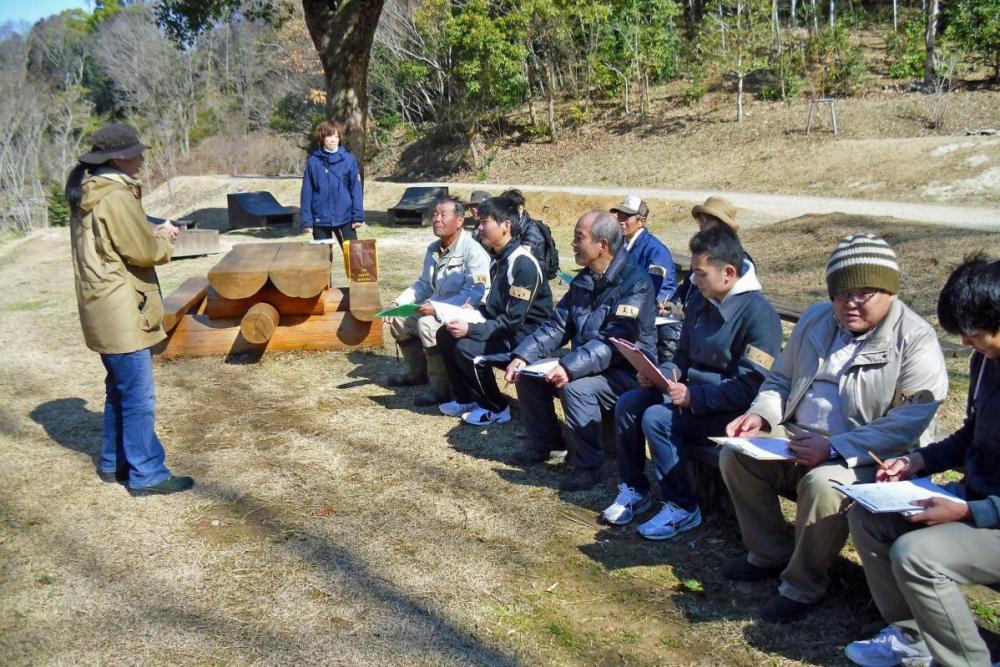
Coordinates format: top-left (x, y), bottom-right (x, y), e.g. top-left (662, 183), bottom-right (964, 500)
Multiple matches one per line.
top-left (269, 243), bottom-right (331, 298)
top-left (162, 276), bottom-right (209, 332)
top-left (207, 243), bottom-right (280, 299)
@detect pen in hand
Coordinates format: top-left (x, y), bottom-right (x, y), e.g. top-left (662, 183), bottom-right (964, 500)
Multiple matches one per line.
top-left (868, 450), bottom-right (886, 468)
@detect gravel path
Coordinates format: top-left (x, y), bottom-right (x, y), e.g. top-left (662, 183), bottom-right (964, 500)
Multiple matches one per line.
top-left (411, 181), bottom-right (1000, 230)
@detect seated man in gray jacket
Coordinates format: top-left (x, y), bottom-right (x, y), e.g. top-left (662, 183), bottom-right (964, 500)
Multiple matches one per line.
top-left (720, 233), bottom-right (949, 623)
top-left (386, 197), bottom-right (492, 406)
top-left (845, 255), bottom-right (1000, 667)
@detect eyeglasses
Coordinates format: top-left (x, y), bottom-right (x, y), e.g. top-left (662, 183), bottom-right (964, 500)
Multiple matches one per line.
top-left (833, 288), bottom-right (882, 304)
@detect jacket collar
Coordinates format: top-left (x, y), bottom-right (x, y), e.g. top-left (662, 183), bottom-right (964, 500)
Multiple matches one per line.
top-left (495, 237), bottom-right (521, 263)
top-left (625, 227), bottom-right (646, 251)
top-left (806, 298), bottom-right (903, 366)
top-left (708, 267), bottom-right (763, 320)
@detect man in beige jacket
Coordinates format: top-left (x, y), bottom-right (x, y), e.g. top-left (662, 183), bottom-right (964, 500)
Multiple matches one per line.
top-left (68, 123), bottom-right (193, 496)
top-left (720, 233), bottom-right (948, 622)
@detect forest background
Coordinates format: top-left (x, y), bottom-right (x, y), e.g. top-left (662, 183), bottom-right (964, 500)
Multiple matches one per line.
top-left (1, 0), bottom-right (999, 231)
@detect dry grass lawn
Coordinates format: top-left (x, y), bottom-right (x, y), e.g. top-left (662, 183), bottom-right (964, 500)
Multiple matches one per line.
top-left (1, 210), bottom-right (998, 666)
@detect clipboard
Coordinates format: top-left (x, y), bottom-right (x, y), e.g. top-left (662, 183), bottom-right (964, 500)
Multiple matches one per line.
top-left (609, 337), bottom-right (670, 393)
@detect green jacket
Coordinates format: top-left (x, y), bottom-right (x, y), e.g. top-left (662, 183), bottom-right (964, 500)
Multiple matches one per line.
top-left (71, 169), bottom-right (173, 354)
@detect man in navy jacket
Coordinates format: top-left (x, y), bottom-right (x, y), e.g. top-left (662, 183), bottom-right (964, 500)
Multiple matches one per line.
top-left (504, 210), bottom-right (656, 491)
top-left (603, 226), bottom-right (782, 539)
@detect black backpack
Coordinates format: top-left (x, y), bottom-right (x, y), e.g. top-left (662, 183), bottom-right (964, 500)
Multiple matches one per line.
top-left (532, 218), bottom-right (560, 280)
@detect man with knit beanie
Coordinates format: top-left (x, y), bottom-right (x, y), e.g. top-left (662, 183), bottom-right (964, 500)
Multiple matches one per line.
top-left (718, 233), bottom-right (949, 623)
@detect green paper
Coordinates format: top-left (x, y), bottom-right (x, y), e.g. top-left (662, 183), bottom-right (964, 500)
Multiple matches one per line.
top-left (374, 303), bottom-right (420, 318)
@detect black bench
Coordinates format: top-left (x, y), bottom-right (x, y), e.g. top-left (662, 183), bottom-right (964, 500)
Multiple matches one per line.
top-left (227, 192), bottom-right (298, 229)
top-left (387, 186), bottom-right (448, 226)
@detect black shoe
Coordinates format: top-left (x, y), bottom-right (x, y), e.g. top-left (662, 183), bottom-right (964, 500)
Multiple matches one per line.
top-left (414, 390), bottom-right (448, 407)
top-left (559, 466), bottom-right (604, 492)
top-left (721, 555), bottom-right (785, 582)
top-left (509, 448), bottom-right (553, 466)
top-left (386, 372), bottom-right (428, 387)
top-left (98, 469), bottom-right (128, 484)
top-left (759, 594), bottom-right (817, 624)
top-left (128, 475), bottom-right (195, 497)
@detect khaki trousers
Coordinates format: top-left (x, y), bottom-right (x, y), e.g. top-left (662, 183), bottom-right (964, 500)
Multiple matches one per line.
top-left (848, 506), bottom-right (1000, 667)
top-left (389, 314), bottom-right (441, 349)
top-left (719, 449), bottom-right (876, 603)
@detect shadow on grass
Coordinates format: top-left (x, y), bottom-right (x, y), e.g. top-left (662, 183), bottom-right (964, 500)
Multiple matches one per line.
top-left (28, 397), bottom-right (102, 469)
top-left (21, 394), bottom-right (525, 665)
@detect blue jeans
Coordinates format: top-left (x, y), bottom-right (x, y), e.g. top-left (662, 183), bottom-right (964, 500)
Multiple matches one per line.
top-left (642, 404), bottom-right (740, 511)
top-left (100, 348), bottom-right (171, 489)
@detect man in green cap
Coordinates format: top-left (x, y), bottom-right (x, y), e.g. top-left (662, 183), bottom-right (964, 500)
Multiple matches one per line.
top-left (719, 233), bottom-right (949, 623)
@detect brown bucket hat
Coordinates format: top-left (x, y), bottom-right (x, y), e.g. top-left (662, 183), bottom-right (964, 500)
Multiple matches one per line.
top-left (80, 123), bottom-right (148, 165)
top-left (691, 196), bottom-right (739, 231)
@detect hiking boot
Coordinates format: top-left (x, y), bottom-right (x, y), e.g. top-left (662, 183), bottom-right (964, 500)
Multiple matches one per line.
top-left (461, 406), bottom-right (512, 425)
top-left (128, 475), bottom-right (194, 497)
top-left (636, 502), bottom-right (702, 540)
top-left (759, 594), bottom-right (817, 624)
top-left (559, 466), bottom-right (603, 492)
top-left (600, 482), bottom-right (652, 525)
top-left (721, 555), bottom-right (785, 582)
top-left (387, 339), bottom-right (428, 387)
top-left (439, 400), bottom-right (477, 417)
top-left (845, 626), bottom-right (932, 667)
top-left (415, 347), bottom-right (451, 407)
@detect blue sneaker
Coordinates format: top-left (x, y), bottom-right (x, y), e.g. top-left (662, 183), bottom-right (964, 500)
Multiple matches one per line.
top-left (845, 626), bottom-right (931, 667)
top-left (600, 483), bottom-right (652, 525)
top-left (636, 502), bottom-right (701, 540)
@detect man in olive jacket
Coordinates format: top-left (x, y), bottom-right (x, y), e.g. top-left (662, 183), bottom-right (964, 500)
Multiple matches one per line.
top-left (69, 122), bottom-right (193, 496)
top-left (720, 233), bottom-right (948, 623)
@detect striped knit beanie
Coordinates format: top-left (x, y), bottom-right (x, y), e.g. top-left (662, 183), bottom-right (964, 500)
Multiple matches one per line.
top-left (825, 233), bottom-right (900, 299)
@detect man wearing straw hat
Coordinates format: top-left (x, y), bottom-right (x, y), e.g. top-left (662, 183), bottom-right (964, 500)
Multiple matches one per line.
top-left (719, 233), bottom-right (948, 623)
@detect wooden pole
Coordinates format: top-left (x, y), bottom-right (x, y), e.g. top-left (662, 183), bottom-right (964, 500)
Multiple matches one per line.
top-left (240, 302), bottom-right (280, 344)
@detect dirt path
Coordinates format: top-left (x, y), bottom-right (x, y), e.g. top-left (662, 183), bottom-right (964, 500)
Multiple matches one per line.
top-left (399, 181), bottom-right (1000, 230)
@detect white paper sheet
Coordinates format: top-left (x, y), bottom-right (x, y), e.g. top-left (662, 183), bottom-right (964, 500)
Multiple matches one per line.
top-left (833, 479), bottom-right (965, 515)
top-left (431, 300), bottom-right (486, 324)
top-left (518, 358), bottom-right (561, 378)
top-left (709, 437), bottom-right (796, 461)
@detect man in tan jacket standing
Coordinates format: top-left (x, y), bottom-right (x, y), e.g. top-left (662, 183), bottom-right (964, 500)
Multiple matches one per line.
top-left (719, 233), bottom-right (948, 622)
top-left (67, 123), bottom-right (193, 496)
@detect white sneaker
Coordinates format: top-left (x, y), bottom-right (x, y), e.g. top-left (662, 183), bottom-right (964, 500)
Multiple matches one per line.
top-left (636, 502), bottom-right (702, 540)
top-left (461, 406), bottom-right (512, 425)
top-left (845, 626), bottom-right (932, 667)
top-left (601, 483), bottom-right (652, 525)
top-left (439, 400), bottom-right (477, 417)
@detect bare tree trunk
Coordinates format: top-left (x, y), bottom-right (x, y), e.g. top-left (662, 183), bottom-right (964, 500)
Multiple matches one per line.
top-left (829, 0), bottom-right (835, 26)
top-left (811, 0), bottom-right (819, 33)
top-left (892, 0), bottom-right (898, 31)
top-left (791, 0), bottom-right (797, 28)
top-left (302, 0), bottom-right (386, 177)
top-left (545, 62), bottom-right (557, 142)
top-left (924, 0), bottom-right (939, 85)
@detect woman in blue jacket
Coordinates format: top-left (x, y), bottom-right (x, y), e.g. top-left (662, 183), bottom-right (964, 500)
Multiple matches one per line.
top-left (300, 119), bottom-right (365, 244)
